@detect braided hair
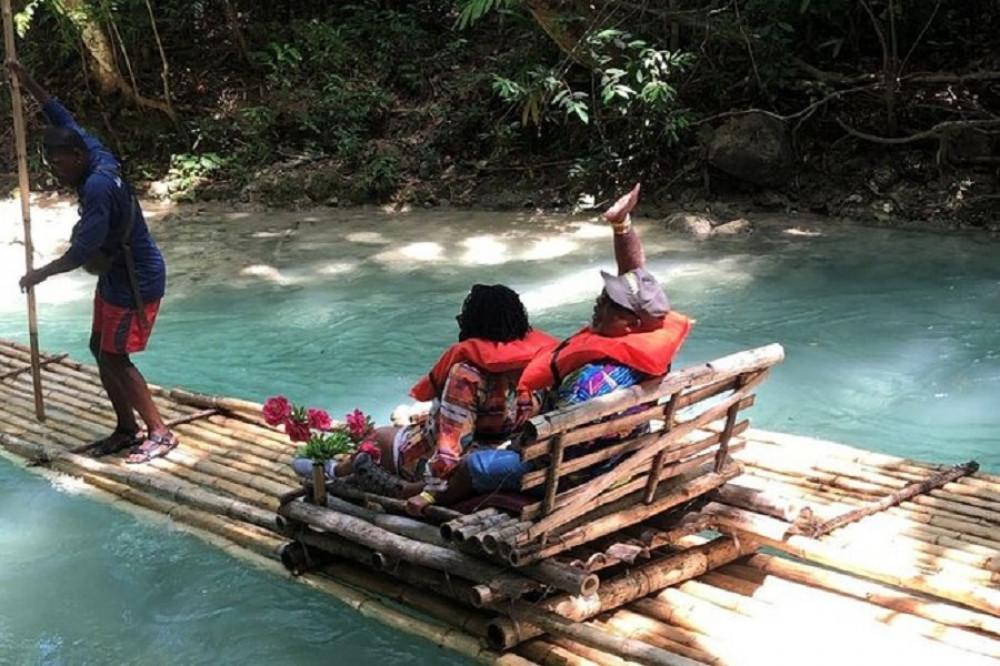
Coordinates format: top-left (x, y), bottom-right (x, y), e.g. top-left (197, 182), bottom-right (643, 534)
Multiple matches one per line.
top-left (457, 284), bottom-right (530, 343)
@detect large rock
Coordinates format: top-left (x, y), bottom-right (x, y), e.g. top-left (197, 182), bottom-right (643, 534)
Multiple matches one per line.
top-left (664, 212), bottom-right (714, 239)
top-left (707, 112), bottom-right (795, 188)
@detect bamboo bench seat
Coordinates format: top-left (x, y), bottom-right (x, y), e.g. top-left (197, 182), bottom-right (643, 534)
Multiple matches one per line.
top-left (461, 343), bottom-right (786, 565)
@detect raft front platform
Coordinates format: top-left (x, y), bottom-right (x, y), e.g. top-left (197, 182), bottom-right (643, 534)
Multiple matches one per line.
top-left (2, 338), bottom-right (999, 666)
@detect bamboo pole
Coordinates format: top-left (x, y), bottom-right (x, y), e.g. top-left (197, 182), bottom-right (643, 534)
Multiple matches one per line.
top-left (544, 636), bottom-right (649, 666)
top-left (510, 462), bottom-right (741, 565)
top-left (486, 535), bottom-right (752, 650)
top-left (744, 552), bottom-right (1000, 637)
top-left (527, 344), bottom-right (784, 441)
top-left (322, 561), bottom-right (492, 638)
top-left (0, 430), bottom-right (278, 529)
top-left (79, 468), bottom-right (285, 560)
top-left (286, 498), bottom-right (599, 598)
top-left (279, 500), bottom-right (595, 597)
top-left (1, 7), bottom-right (44, 421)
top-left (707, 567), bottom-right (1000, 658)
top-left (502, 603), bottom-right (707, 666)
top-left (706, 504), bottom-right (1000, 616)
top-left (710, 482), bottom-right (809, 522)
top-left (323, 480), bottom-right (462, 523)
top-left (517, 639), bottom-right (604, 666)
top-left (0, 352), bottom-right (68, 381)
top-left (598, 609), bottom-right (722, 665)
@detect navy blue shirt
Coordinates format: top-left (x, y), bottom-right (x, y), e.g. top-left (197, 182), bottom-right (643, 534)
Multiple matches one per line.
top-left (42, 99), bottom-right (166, 307)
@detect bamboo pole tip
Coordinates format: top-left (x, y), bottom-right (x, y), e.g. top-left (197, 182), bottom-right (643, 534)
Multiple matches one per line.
top-left (486, 621), bottom-right (519, 651)
top-left (278, 542), bottom-right (308, 576)
top-left (580, 574), bottom-right (600, 598)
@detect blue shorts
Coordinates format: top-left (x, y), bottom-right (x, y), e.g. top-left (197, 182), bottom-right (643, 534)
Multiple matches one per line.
top-left (466, 449), bottom-right (532, 494)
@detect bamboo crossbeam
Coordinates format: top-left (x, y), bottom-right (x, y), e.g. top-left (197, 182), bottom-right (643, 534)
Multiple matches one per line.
top-left (527, 343), bottom-right (784, 441)
top-left (520, 374), bottom-right (764, 539)
top-left (321, 561), bottom-right (493, 639)
top-left (707, 504), bottom-right (1000, 616)
top-left (486, 535), bottom-right (753, 649)
top-left (743, 468), bottom-right (1000, 546)
top-left (500, 603), bottom-right (705, 666)
top-left (708, 566), bottom-right (1000, 658)
top-left (168, 388), bottom-right (265, 417)
top-left (744, 552), bottom-right (1000, 637)
top-left (279, 500), bottom-right (596, 597)
top-left (510, 462), bottom-right (741, 566)
top-left (711, 480), bottom-right (809, 522)
top-left (69, 409), bottom-right (221, 454)
top-left (324, 481), bottom-right (463, 523)
top-left (1, 431), bottom-right (278, 530)
top-left (0, 352), bottom-right (68, 381)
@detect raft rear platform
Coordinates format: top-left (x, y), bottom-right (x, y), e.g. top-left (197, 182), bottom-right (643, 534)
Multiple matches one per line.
top-left (2, 337), bottom-right (999, 666)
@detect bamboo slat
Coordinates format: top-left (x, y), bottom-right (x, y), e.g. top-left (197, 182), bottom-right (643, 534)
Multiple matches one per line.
top-left (527, 344), bottom-right (784, 441)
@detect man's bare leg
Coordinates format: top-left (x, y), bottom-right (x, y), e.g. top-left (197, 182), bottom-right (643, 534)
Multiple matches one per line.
top-left (87, 335), bottom-right (141, 454)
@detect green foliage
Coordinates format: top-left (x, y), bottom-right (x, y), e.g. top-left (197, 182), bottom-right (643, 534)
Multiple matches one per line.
top-left (295, 432), bottom-right (355, 461)
top-left (358, 148), bottom-right (401, 198)
top-left (489, 25), bottom-right (694, 172)
top-left (255, 41), bottom-right (304, 83)
top-left (455, 0), bottom-right (517, 29)
top-left (166, 153), bottom-right (225, 200)
top-left (3, 0), bottom-right (993, 205)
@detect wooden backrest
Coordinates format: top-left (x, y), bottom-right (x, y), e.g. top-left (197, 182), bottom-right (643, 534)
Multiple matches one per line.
top-left (506, 343), bottom-right (785, 562)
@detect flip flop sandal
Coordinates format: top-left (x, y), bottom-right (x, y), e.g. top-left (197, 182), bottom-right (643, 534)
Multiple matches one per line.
top-left (125, 431), bottom-right (179, 465)
top-left (89, 429), bottom-right (144, 457)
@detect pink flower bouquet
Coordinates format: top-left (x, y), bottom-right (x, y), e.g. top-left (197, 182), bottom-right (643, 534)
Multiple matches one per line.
top-left (263, 396), bottom-right (376, 462)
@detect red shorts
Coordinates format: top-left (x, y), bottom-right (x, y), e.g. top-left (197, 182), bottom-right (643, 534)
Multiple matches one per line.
top-left (92, 293), bottom-right (161, 355)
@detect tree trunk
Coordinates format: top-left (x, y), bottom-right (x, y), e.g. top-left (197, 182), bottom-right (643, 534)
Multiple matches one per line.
top-left (54, 0), bottom-right (177, 119)
top-left (56, 0), bottom-right (119, 95)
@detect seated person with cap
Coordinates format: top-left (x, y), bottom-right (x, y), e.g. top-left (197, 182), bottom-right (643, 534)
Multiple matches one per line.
top-left (416, 184), bottom-right (693, 511)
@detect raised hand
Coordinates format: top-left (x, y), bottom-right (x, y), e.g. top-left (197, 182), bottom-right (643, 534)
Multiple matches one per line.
top-left (603, 183), bottom-right (641, 226)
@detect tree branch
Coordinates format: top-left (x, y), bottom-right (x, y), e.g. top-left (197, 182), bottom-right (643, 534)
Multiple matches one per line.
top-left (836, 118), bottom-right (1000, 145)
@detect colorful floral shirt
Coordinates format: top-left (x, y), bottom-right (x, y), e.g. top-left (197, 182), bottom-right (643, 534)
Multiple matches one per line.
top-left (397, 361), bottom-right (535, 493)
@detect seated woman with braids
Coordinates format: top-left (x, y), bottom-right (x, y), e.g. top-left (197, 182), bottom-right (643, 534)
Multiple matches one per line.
top-left (339, 284), bottom-right (559, 515)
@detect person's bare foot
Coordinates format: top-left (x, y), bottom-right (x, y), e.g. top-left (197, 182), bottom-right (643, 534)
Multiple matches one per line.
top-left (603, 183), bottom-right (641, 225)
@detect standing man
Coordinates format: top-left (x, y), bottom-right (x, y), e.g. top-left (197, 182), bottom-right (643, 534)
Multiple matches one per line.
top-left (9, 60), bottom-right (177, 463)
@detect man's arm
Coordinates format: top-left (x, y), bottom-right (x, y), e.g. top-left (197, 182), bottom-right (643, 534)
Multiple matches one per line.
top-left (19, 254), bottom-right (81, 293)
top-left (604, 183), bottom-right (645, 273)
top-left (19, 178), bottom-right (114, 292)
top-left (6, 60), bottom-right (50, 104)
top-left (6, 60), bottom-right (84, 132)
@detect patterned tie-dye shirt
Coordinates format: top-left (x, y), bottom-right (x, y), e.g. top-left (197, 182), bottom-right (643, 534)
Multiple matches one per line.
top-left (396, 361), bottom-right (534, 493)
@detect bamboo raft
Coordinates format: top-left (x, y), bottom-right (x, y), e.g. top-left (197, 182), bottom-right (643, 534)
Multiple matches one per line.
top-left (2, 336), bottom-right (1000, 665)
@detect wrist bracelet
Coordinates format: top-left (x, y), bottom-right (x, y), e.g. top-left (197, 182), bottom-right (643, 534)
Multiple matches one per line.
top-left (419, 491), bottom-right (436, 504)
top-left (611, 214), bottom-right (632, 234)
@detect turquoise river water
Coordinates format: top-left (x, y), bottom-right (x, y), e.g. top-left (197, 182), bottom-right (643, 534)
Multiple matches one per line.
top-left (0, 205), bottom-right (997, 665)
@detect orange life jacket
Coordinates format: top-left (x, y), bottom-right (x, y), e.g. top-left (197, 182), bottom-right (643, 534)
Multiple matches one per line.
top-left (410, 329), bottom-right (561, 401)
top-left (518, 311), bottom-right (693, 392)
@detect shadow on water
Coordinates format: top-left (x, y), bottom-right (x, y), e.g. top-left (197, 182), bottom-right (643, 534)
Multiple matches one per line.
top-left (0, 199), bottom-right (998, 662)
